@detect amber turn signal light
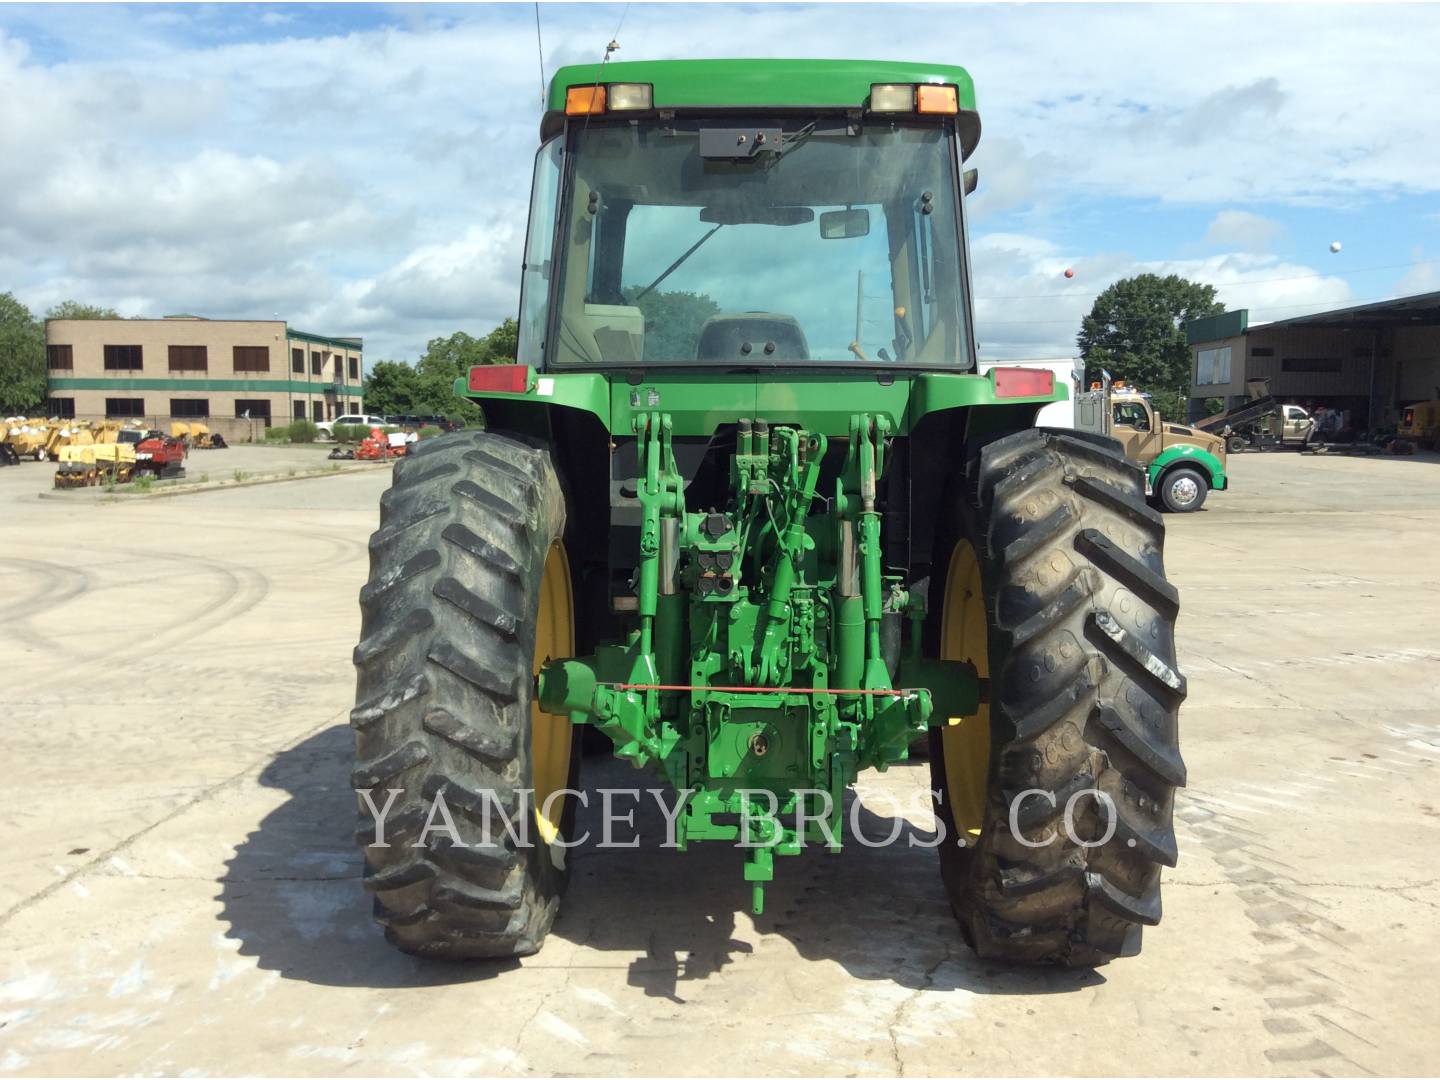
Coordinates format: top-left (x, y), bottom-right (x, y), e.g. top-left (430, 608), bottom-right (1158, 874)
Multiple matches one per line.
top-left (565, 85), bottom-right (607, 115)
top-left (916, 84), bottom-right (959, 115)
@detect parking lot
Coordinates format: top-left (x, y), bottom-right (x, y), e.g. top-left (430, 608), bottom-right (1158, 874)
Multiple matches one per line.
top-left (1, 448), bottom-right (1437, 1076)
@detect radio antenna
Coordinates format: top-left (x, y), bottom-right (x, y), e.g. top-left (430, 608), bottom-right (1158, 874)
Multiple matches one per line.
top-left (579, 4), bottom-right (631, 131)
top-left (533, 3), bottom-right (546, 108)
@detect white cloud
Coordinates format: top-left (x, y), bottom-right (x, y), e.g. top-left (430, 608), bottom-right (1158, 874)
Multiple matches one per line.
top-left (1204, 211), bottom-right (1284, 253)
top-left (357, 222), bottom-right (525, 323)
top-left (965, 136), bottom-right (1062, 220)
top-left (1, 3), bottom-right (1438, 361)
top-left (971, 233), bottom-right (1354, 359)
top-left (1393, 250), bottom-right (1439, 297)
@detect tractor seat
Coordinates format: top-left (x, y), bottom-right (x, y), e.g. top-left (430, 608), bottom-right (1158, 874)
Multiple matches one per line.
top-left (696, 314), bottom-right (809, 361)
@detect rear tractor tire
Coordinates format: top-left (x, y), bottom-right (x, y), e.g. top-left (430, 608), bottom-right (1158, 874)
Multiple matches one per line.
top-left (928, 428), bottom-right (1186, 966)
top-left (350, 430), bottom-right (579, 959)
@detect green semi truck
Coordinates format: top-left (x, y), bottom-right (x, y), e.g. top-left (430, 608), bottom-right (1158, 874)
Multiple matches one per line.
top-left (350, 59), bottom-right (1187, 967)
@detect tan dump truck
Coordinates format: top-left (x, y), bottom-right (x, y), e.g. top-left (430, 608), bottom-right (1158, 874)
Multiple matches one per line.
top-left (1076, 376), bottom-right (1229, 512)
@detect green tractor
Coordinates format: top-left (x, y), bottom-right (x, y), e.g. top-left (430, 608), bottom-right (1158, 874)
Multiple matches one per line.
top-left (350, 59), bottom-right (1186, 967)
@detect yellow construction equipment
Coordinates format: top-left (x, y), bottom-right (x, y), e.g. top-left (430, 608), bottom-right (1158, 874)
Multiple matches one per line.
top-left (3, 418), bottom-right (53, 460)
top-left (171, 421), bottom-right (227, 449)
top-left (1398, 397), bottom-right (1439, 448)
top-left (53, 441), bottom-right (136, 488)
top-left (41, 421), bottom-right (98, 460)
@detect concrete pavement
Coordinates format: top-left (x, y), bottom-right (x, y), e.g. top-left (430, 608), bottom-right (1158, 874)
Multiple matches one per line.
top-left (0, 448), bottom-right (1437, 1076)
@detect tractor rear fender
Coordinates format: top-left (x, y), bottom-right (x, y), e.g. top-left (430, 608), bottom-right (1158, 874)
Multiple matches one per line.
top-left (464, 367), bottom-right (1060, 640)
top-left (1149, 444), bottom-right (1227, 492)
top-left (455, 366), bottom-right (1066, 438)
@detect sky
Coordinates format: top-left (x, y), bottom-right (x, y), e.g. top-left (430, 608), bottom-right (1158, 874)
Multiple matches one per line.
top-left (2, 1), bottom-right (1439, 364)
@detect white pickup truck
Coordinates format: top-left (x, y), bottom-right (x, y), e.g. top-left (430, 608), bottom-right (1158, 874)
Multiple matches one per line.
top-left (314, 413), bottom-right (389, 440)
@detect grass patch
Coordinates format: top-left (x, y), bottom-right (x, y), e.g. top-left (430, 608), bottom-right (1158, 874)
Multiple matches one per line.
top-left (232, 469), bottom-right (250, 483)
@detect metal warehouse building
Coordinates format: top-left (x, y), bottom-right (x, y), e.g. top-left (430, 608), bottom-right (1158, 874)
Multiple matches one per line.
top-left (44, 316), bottom-right (364, 435)
top-left (1186, 290), bottom-right (1440, 428)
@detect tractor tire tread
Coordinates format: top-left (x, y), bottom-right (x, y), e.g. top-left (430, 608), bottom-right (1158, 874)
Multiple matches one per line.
top-left (932, 427), bottom-right (1185, 967)
top-left (351, 429), bottom-right (570, 959)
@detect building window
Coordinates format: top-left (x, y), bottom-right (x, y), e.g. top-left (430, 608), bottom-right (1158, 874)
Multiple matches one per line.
top-left (1282, 357), bottom-right (1343, 374)
top-left (170, 398), bottom-right (210, 418)
top-left (291, 347), bottom-right (304, 373)
top-left (1250, 346), bottom-right (1275, 358)
top-left (47, 344), bottom-right (74, 370)
top-left (348, 356), bottom-right (359, 381)
top-left (333, 355), bottom-right (343, 380)
top-left (293, 401), bottom-right (306, 420)
top-left (103, 344), bottom-right (143, 371)
top-left (1196, 346), bottom-right (1232, 386)
top-left (234, 399), bottom-right (273, 426)
top-left (312, 401), bottom-right (324, 422)
top-left (310, 352), bottom-right (322, 375)
top-left (105, 397), bottom-right (145, 418)
top-left (233, 345), bottom-right (270, 373)
top-left (46, 397), bottom-right (76, 418)
top-left (168, 345), bottom-right (208, 372)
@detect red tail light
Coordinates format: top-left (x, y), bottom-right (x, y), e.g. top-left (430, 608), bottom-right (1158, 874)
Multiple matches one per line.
top-left (991, 367), bottom-right (1055, 398)
top-left (467, 364), bottom-right (529, 393)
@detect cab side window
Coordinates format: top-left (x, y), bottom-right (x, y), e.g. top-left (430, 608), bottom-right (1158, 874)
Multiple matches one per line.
top-left (1113, 402), bottom-right (1150, 431)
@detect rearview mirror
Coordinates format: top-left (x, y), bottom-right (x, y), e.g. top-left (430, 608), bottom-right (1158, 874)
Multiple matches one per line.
top-left (963, 168), bottom-right (978, 195)
top-left (819, 208), bottom-right (870, 239)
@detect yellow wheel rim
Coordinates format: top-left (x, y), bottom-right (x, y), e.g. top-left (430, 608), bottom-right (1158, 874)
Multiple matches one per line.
top-left (939, 539), bottom-right (990, 840)
top-left (531, 541), bottom-right (575, 845)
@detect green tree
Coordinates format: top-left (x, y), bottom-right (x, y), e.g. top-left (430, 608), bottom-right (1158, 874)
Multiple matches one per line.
top-left (476, 317), bottom-right (518, 361)
top-left (1077, 274), bottom-right (1224, 398)
top-left (46, 300), bottom-right (119, 320)
top-left (422, 320), bottom-right (519, 419)
top-left (0, 292), bottom-right (45, 414)
top-left (361, 360), bottom-right (424, 416)
top-left (413, 331), bottom-right (487, 420)
top-left (362, 320), bottom-right (521, 423)
top-left (624, 288), bottom-right (720, 362)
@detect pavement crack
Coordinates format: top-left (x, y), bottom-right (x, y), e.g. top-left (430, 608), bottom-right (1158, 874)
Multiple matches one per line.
top-left (887, 942), bottom-right (954, 1077)
top-left (1205, 658), bottom-right (1309, 707)
top-left (0, 709), bottom-right (349, 930)
top-left (1170, 877), bottom-right (1437, 893)
top-left (512, 964), bottom-right (576, 1061)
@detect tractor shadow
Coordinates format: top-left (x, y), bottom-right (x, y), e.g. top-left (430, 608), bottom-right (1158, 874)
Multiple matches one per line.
top-left (218, 724), bottom-right (1103, 997)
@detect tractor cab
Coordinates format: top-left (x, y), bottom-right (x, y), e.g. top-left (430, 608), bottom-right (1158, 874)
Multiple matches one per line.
top-left (520, 61), bottom-right (977, 372)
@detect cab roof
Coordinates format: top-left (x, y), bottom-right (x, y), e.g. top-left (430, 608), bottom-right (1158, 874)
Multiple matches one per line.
top-left (544, 58), bottom-right (980, 155)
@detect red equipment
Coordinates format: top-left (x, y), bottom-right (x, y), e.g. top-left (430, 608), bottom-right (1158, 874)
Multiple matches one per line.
top-left (134, 431), bottom-right (188, 478)
top-left (355, 426), bottom-right (406, 461)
